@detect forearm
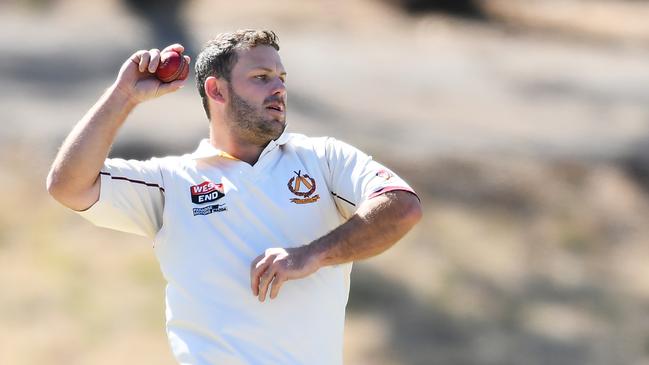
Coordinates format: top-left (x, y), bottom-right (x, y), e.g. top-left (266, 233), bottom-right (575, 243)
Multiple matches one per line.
top-left (250, 190), bottom-right (421, 301)
top-left (47, 46), bottom-right (188, 210)
top-left (308, 190), bottom-right (422, 267)
top-left (47, 84), bottom-right (137, 209)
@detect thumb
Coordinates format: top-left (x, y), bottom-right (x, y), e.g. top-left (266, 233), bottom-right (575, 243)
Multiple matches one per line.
top-left (156, 79), bottom-right (186, 97)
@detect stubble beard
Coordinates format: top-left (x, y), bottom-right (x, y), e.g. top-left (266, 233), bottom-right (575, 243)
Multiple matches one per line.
top-left (226, 84), bottom-right (286, 146)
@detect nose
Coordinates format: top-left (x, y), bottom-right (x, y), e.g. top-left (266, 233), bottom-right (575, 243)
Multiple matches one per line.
top-left (271, 76), bottom-right (286, 98)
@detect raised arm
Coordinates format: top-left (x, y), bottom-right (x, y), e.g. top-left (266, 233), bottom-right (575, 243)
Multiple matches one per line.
top-left (250, 190), bottom-right (422, 301)
top-left (46, 45), bottom-right (190, 211)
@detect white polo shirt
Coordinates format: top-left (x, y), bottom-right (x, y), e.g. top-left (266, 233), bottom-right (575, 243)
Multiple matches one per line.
top-left (78, 131), bottom-right (416, 365)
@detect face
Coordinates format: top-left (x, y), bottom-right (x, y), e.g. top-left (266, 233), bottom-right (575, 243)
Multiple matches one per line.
top-left (225, 46), bottom-right (287, 146)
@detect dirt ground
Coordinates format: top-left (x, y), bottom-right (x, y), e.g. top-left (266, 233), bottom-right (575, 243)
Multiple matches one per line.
top-left (3, 0), bottom-right (649, 364)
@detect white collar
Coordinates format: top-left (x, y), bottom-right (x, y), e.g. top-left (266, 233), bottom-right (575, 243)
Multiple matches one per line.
top-left (190, 129), bottom-right (291, 160)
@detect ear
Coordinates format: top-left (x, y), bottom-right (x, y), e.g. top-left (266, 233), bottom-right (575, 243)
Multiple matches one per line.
top-left (205, 76), bottom-right (226, 104)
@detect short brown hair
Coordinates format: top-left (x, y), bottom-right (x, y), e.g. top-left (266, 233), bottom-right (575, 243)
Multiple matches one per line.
top-left (195, 30), bottom-right (280, 119)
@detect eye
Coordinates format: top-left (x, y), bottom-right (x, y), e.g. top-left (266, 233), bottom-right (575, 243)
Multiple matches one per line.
top-left (254, 75), bottom-right (268, 81)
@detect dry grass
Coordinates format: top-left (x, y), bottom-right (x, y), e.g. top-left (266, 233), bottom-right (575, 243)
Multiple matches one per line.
top-left (0, 149), bottom-right (174, 364)
top-left (346, 155), bottom-right (649, 364)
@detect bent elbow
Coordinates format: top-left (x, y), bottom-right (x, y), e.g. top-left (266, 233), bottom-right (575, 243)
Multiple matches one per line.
top-left (400, 193), bottom-right (423, 228)
top-left (45, 169), bottom-right (97, 211)
top-left (396, 191), bottom-right (423, 230)
top-left (46, 170), bottom-right (72, 207)
top-left (46, 169), bottom-right (61, 199)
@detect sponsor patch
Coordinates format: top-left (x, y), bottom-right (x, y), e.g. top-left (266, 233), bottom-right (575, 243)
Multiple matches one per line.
top-left (287, 170), bottom-right (320, 204)
top-left (193, 204), bottom-right (227, 216)
top-left (190, 181), bottom-right (225, 205)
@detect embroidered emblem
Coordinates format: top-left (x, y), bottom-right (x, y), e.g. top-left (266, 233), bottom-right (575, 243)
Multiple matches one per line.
top-left (287, 170), bottom-right (320, 204)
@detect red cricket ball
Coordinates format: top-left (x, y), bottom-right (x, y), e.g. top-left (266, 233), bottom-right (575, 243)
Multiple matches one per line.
top-left (155, 50), bottom-right (189, 82)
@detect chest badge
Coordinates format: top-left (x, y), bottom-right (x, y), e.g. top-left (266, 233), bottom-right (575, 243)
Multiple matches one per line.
top-left (190, 181), bottom-right (227, 216)
top-left (190, 181), bottom-right (225, 204)
top-left (287, 170), bottom-right (320, 204)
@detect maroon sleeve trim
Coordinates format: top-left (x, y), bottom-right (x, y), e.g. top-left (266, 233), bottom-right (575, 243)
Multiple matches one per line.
top-left (368, 186), bottom-right (420, 201)
top-left (100, 171), bottom-right (165, 193)
top-left (331, 191), bottom-right (356, 207)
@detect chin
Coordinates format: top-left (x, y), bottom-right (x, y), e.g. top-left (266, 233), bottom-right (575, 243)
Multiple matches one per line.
top-left (267, 118), bottom-right (286, 130)
top-left (271, 122), bottom-right (286, 139)
top-left (255, 120), bottom-right (285, 142)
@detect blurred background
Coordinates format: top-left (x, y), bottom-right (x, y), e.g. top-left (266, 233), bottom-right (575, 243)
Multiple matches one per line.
top-left (3, 0), bottom-right (649, 364)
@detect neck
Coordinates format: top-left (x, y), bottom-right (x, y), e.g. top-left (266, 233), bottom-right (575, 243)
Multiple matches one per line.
top-left (209, 125), bottom-right (265, 165)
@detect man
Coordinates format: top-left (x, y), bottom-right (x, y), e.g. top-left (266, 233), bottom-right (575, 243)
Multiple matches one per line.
top-left (47, 30), bottom-right (421, 365)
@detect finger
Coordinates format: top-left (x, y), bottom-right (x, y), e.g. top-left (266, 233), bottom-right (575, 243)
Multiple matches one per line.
top-left (250, 255), bottom-right (264, 294)
top-left (258, 268), bottom-right (276, 302)
top-left (269, 274), bottom-right (285, 300)
top-left (179, 55), bottom-right (191, 81)
top-left (129, 50), bottom-right (147, 66)
top-left (250, 254), bottom-right (263, 271)
top-left (138, 51), bottom-right (151, 73)
top-left (148, 48), bottom-right (161, 73)
top-left (156, 79), bottom-right (186, 97)
top-left (162, 43), bottom-right (184, 54)
top-left (250, 256), bottom-right (273, 296)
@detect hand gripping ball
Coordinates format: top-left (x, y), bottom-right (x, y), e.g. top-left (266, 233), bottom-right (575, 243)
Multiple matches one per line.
top-left (155, 50), bottom-right (189, 82)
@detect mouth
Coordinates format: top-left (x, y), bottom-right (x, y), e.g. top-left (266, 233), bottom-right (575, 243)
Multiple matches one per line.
top-left (265, 103), bottom-right (285, 112)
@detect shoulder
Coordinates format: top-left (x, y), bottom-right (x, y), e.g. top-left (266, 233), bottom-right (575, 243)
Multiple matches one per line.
top-left (283, 133), bottom-right (347, 154)
top-left (137, 153), bottom-right (195, 175)
top-left (281, 133), bottom-right (322, 154)
top-left (284, 133), bottom-right (327, 147)
top-left (153, 154), bottom-right (189, 165)
top-left (282, 133), bottom-right (369, 162)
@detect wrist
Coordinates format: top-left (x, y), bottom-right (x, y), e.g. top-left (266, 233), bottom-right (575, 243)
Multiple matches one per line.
top-left (108, 82), bottom-right (140, 109)
top-left (304, 240), bottom-right (328, 270)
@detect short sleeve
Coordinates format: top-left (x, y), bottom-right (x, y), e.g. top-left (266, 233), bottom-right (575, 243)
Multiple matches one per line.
top-left (77, 157), bottom-right (165, 238)
top-left (320, 137), bottom-right (418, 219)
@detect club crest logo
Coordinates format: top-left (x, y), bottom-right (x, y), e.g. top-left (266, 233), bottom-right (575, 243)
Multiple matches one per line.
top-left (287, 170), bottom-right (320, 204)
